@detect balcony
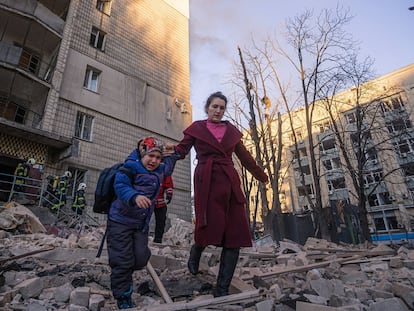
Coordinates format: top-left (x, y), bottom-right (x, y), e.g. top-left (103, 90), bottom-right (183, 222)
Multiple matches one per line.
top-left (325, 168), bottom-right (344, 180)
top-left (0, 2), bottom-right (72, 149)
top-left (0, 0), bottom-right (69, 34)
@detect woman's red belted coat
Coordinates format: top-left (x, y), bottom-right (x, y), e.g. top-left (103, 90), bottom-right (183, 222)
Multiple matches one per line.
top-left (176, 120), bottom-right (268, 248)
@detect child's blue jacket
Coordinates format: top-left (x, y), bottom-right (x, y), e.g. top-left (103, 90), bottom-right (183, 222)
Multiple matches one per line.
top-left (108, 149), bottom-right (178, 232)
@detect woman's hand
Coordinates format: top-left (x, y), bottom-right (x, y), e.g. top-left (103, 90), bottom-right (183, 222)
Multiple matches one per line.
top-left (163, 142), bottom-right (175, 156)
top-left (135, 195), bottom-right (151, 209)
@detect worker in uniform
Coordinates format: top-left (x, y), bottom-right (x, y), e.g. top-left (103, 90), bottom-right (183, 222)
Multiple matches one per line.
top-left (72, 182), bottom-right (87, 215)
top-left (51, 171), bottom-right (72, 212)
top-left (13, 158), bottom-right (35, 195)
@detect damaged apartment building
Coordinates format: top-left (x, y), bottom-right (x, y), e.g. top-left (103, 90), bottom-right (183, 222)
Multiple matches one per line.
top-left (0, 0), bottom-right (192, 222)
top-left (271, 64), bottom-right (414, 245)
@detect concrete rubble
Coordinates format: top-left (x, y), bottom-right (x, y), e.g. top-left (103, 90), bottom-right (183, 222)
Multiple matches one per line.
top-left (1, 202), bottom-right (414, 310)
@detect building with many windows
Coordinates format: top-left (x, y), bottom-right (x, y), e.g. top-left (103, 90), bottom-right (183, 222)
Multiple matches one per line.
top-left (0, 0), bottom-right (192, 222)
top-left (247, 64), bottom-right (414, 243)
top-left (279, 64), bottom-right (414, 242)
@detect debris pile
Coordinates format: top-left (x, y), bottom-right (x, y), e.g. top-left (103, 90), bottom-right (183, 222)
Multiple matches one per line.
top-left (1, 202), bottom-right (414, 310)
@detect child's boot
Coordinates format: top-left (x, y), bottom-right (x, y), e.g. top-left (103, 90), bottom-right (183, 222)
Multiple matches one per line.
top-left (116, 285), bottom-right (134, 309)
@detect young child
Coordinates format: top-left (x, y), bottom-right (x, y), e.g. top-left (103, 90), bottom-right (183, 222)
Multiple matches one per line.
top-left (106, 136), bottom-right (178, 309)
top-left (153, 175), bottom-right (174, 243)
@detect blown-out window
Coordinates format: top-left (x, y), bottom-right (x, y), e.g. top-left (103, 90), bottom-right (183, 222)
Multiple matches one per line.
top-left (90, 27), bottom-right (106, 51)
top-left (75, 111), bottom-right (94, 141)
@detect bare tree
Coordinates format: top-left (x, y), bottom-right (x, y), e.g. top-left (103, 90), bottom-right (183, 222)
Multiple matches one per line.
top-left (226, 44), bottom-right (287, 241)
top-left (275, 7), bottom-right (357, 239)
top-left (319, 55), bottom-right (412, 242)
top-left (228, 6), bottom-right (401, 243)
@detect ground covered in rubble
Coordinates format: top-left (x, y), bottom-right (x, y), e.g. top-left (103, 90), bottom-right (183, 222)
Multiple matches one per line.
top-left (1, 202), bottom-right (414, 311)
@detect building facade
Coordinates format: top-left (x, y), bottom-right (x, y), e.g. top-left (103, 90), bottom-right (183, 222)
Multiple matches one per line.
top-left (275, 64), bottom-right (414, 242)
top-left (0, 0), bottom-right (192, 222)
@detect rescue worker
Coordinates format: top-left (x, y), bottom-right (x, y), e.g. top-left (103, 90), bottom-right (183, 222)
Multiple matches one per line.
top-left (51, 171), bottom-right (72, 212)
top-left (13, 158), bottom-right (35, 194)
top-left (72, 183), bottom-right (87, 215)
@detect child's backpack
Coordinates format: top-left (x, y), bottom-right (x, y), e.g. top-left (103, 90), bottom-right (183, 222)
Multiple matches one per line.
top-left (93, 163), bottom-right (134, 214)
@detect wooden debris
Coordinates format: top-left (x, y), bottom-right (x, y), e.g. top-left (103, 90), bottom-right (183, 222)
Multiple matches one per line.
top-left (146, 262), bottom-right (173, 303)
top-left (241, 254), bottom-right (365, 281)
top-left (0, 246), bottom-right (55, 267)
top-left (139, 289), bottom-right (264, 311)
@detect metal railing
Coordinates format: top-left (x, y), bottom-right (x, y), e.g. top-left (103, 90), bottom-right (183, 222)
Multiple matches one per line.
top-left (0, 172), bottom-right (99, 227)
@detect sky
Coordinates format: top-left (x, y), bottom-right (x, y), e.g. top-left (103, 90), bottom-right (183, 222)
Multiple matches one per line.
top-left (189, 0), bottom-right (414, 121)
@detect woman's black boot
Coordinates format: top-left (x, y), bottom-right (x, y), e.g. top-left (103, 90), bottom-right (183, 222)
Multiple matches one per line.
top-left (187, 244), bottom-right (205, 275)
top-left (214, 247), bottom-right (240, 297)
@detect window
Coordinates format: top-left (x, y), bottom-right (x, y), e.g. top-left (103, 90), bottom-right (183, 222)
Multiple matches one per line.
top-left (320, 138), bottom-right (336, 152)
top-left (373, 214), bottom-right (398, 231)
top-left (363, 169), bottom-right (383, 186)
top-left (294, 165), bottom-right (311, 176)
top-left (18, 47), bottom-right (41, 74)
top-left (68, 167), bottom-right (87, 198)
top-left (15, 106), bottom-right (26, 124)
top-left (90, 27), bottom-right (106, 51)
top-left (297, 184), bottom-right (314, 197)
top-left (386, 118), bottom-right (412, 133)
top-left (327, 178), bottom-right (346, 191)
top-left (323, 159), bottom-right (333, 171)
top-left (323, 158), bottom-right (341, 172)
top-left (394, 138), bottom-right (414, 155)
top-left (345, 111), bottom-right (357, 124)
top-left (75, 112), bottom-right (94, 141)
top-left (318, 121), bottom-right (331, 133)
top-left (83, 66), bottom-right (101, 92)
top-left (401, 163), bottom-right (414, 177)
top-left (290, 130), bottom-right (303, 143)
top-left (368, 192), bottom-right (391, 207)
top-left (96, 0), bottom-right (112, 15)
top-left (364, 148), bottom-right (378, 161)
top-left (380, 95), bottom-right (405, 114)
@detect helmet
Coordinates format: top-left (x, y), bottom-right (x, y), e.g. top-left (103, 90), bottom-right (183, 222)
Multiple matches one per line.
top-left (78, 183), bottom-right (87, 191)
top-left (27, 158), bottom-right (36, 165)
top-left (64, 171), bottom-right (72, 178)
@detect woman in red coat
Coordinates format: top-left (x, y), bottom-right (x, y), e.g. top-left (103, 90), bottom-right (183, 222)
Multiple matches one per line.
top-left (174, 91), bottom-right (268, 297)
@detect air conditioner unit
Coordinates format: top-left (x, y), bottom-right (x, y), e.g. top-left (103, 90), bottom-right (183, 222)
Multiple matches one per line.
top-left (389, 195), bottom-right (396, 201)
top-left (309, 194), bottom-right (315, 199)
top-left (371, 159), bottom-right (378, 164)
top-left (328, 190), bottom-right (334, 195)
top-left (402, 194), bottom-right (409, 199)
top-left (401, 152), bottom-right (408, 158)
top-left (369, 227), bottom-right (375, 233)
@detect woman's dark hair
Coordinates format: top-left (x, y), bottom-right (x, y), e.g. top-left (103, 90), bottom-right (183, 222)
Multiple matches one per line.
top-left (204, 91), bottom-right (227, 113)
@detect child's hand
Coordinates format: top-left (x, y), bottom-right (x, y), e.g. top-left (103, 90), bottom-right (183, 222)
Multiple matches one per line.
top-left (135, 195), bottom-right (151, 209)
